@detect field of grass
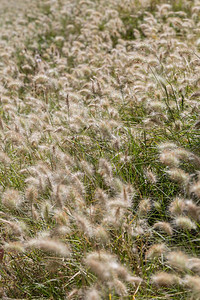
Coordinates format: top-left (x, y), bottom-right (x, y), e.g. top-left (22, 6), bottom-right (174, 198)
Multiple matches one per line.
top-left (0, 0), bottom-right (200, 299)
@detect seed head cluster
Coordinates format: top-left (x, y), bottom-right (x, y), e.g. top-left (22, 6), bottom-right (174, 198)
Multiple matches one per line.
top-left (0, 0), bottom-right (200, 298)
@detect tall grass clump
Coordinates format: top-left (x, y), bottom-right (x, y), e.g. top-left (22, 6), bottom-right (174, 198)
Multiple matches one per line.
top-left (0, 0), bottom-right (199, 298)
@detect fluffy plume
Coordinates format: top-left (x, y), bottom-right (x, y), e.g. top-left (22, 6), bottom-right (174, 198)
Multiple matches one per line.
top-left (151, 272), bottom-right (180, 287)
top-left (153, 221), bottom-right (173, 235)
top-left (183, 275), bottom-right (200, 296)
top-left (175, 216), bottom-right (197, 231)
top-left (159, 150), bottom-right (179, 167)
top-left (25, 238), bottom-right (70, 257)
top-left (1, 189), bottom-right (22, 210)
top-left (190, 181), bottom-right (200, 198)
top-left (138, 198), bottom-right (151, 216)
top-left (146, 244), bottom-right (167, 259)
top-left (167, 251), bottom-right (189, 271)
top-left (169, 197), bottom-right (185, 216)
top-left (166, 168), bottom-right (190, 184)
top-left (85, 288), bottom-right (102, 300)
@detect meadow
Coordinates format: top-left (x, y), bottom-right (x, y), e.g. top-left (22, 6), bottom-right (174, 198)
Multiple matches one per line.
top-left (0, 0), bottom-right (200, 299)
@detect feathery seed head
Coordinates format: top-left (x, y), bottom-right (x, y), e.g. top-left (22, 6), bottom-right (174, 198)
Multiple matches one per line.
top-left (160, 150), bottom-right (179, 167)
top-left (84, 288), bottom-right (102, 300)
top-left (138, 198), bottom-right (151, 216)
top-left (169, 197), bottom-right (185, 216)
top-left (151, 272), bottom-right (180, 287)
top-left (183, 275), bottom-right (200, 295)
top-left (167, 251), bottom-right (189, 271)
top-left (190, 181), bottom-right (200, 198)
top-left (153, 221), bottom-right (173, 235)
top-left (146, 243), bottom-right (166, 259)
top-left (184, 200), bottom-right (200, 221)
top-left (25, 185), bottom-right (38, 203)
top-left (145, 169), bottom-right (157, 184)
top-left (175, 216), bottom-right (197, 231)
top-left (26, 238), bottom-right (70, 257)
top-left (4, 242), bottom-right (25, 253)
top-left (1, 189), bottom-right (22, 210)
top-left (166, 168), bottom-right (190, 184)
